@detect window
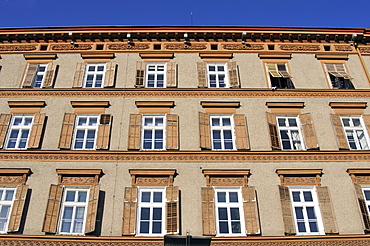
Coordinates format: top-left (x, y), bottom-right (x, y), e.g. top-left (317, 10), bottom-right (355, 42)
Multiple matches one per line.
top-left (197, 61), bottom-right (239, 88)
top-left (362, 186), bottom-right (370, 215)
top-left (207, 63), bottom-right (228, 88)
top-left (276, 115), bottom-right (305, 150)
top-left (31, 64), bottom-right (48, 88)
top-left (210, 115), bottom-right (235, 150)
top-left (135, 62), bottom-right (177, 88)
top-left (73, 62), bottom-right (116, 88)
top-left (5, 115), bottom-right (33, 149)
top-left (72, 115), bottom-right (99, 150)
top-left (22, 63), bottom-right (57, 88)
top-left (137, 188), bottom-right (166, 236)
top-left (0, 188), bottom-right (15, 233)
top-left (266, 63), bottom-right (295, 89)
top-left (141, 115), bottom-right (165, 150)
top-left (83, 63), bottom-right (106, 88)
top-left (324, 63), bottom-right (354, 89)
top-left (340, 115), bottom-right (370, 150)
top-left (146, 63), bottom-right (166, 88)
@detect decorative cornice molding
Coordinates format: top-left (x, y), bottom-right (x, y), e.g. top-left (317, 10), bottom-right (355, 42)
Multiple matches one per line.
top-left (135, 101), bottom-right (175, 107)
top-left (8, 101), bottom-right (46, 107)
top-left (329, 102), bottom-right (367, 108)
top-left (70, 101), bottom-right (110, 107)
top-left (266, 102), bottom-right (304, 108)
top-left (315, 54), bottom-right (349, 60)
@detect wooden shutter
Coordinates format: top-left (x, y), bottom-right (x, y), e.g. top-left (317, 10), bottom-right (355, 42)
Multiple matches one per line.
top-left (58, 113), bottom-right (76, 149)
top-left (166, 114), bottom-right (179, 150)
top-left (316, 186), bottom-right (338, 234)
top-left (96, 114), bottom-right (112, 150)
top-left (135, 61), bottom-right (145, 88)
top-left (199, 112), bottom-right (211, 149)
top-left (363, 114), bottom-right (370, 141)
top-left (201, 187), bottom-right (216, 235)
top-left (166, 186), bottom-right (179, 234)
top-left (266, 112), bottom-right (281, 150)
top-left (242, 186), bottom-right (260, 235)
top-left (330, 114), bottom-right (349, 150)
top-left (72, 63), bottom-right (85, 88)
top-left (197, 62), bottom-right (208, 88)
top-left (85, 184), bottom-right (100, 233)
top-left (277, 63), bottom-right (291, 78)
top-left (128, 114), bottom-right (141, 150)
top-left (166, 62), bottom-right (177, 88)
top-left (28, 113), bottom-right (46, 149)
top-left (23, 63), bottom-right (38, 87)
top-left (103, 61), bottom-right (116, 87)
top-left (7, 184), bottom-right (28, 232)
top-left (299, 113), bottom-right (319, 150)
top-left (335, 64), bottom-right (352, 79)
top-left (122, 187), bottom-right (138, 235)
top-left (278, 185), bottom-right (296, 235)
top-left (228, 61), bottom-right (240, 88)
top-left (267, 63), bottom-right (281, 78)
top-left (326, 64), bottom-right (341, 77)
top-left (0, 114), bottom-right (11, 149)
top-left (43, 184), bottom-right (63, 233)
top-left (43, 62), bottom-right (57, 88)
top-left (234, 114), bottom-right (249, 150)
top-left (354, 183), bottom-right (370, 232)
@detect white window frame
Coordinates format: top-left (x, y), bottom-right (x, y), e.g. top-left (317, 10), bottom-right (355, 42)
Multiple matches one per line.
top-left (214, 187), bottom-right (245, 236)
top-left (210, 115), bottom-right (236, 150)
top-left (141, 115), bottom-right (166, 150)
top-left (289, 186), bottom-right (324, 235)
top-left (207, 63), bottom-right (229, 88)
top-left (0, 187), bottom-right (16, 233)
top-left (32, 63), bottom-right (48, 88)
top-left (58, 187), bottom-right (89, 235)
top-left (83, 63), bottom-right (106, 88)
top-left (5, 115), bottom-right (34, 150)
top-left (340, 115), bottom-right (370, 150)
top-left (361, 185), bottom-right (370, 215)
top-left (72, 115), bottom-right (99, 150)
top-left (137, 187), bottom-right (166, 236)
top-left (145, 63), bottom-right (166, 88)
top-left (276, 115), bottom-right (305, 150)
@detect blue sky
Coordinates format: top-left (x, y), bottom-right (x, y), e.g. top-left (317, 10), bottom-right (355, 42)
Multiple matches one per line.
top-left (0, 0), bottom-right (369, 28)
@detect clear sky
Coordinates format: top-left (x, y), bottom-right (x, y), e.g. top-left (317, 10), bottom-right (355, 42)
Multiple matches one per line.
top-left (0, 0), bottom-right (369, 29)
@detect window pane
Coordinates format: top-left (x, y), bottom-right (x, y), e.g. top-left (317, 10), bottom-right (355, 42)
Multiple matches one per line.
top-left (230, 208), bottom-right (240, 220)
top-left (154, 130), bottom-right (163, 139)
top-left (144, 118), bottom-right (153, 126)
top-left (141, 208), bottom-right (150, 220)
top-left (0, 205), bottom-right (10, 218)
top-left (66, 191), bottom-right (75, 202)
top-left (217, 66), bottom-right (224, 72)
top-left (75, 207), bottom-right (85, 219)
top-left (342, 118), bottom-right (350, 127)
top-left (61, 221), bottom-right (71, 233)
top-left (309, 222), bottom-right (319, 232)
top-left (288, 118), bottom-right (297, 127)
top-left (364, 190), bottom-right (370, 201)
top-left (231, 221), bottom-right (241, 233)
top-left (292, 191), bottom-right (301, 202)
top-left (13, 118), bottom-right (22, 125)
top-left (73, 221), bottom-right (84, 233)
top-left (212, 118), bottom-right (220, 126)
top-left (278, 118), bottom-right (286, 127)
top-left (306, 207), bottom-right (317, 219)
top-left (77, 191), bottom-right (87, 202)
top-left (155, 118), bottom-right (163, 126)
top-left (222, 118), bottom-right (231, 126)
top-left (297, 222), bottom-right (306, 232)
top-left (208, 66), bottom-right (215, 71)
top-left (295, 207), bottom-right (304, 219)
top-left (152, 208), bottom-right (162, 220)
top-left (78, 118), bottom-right (87, 126)
top-left (141, 192), bottom-right (150, 203)
top-left (223, 130), bottom-right (232, 140)
top-left (218, 208), bottom-right (228, 220)
top-left (89, 118), bottom-right (98, 126)
top-left (303, 191), bottom-right (313, 202)
top-left (229, 192), bottom-right (238, 203)
top-left (353, 118), bottom-right (361, 127)
top-left (62, 207), bottom-right (73, 219)
top-left (140, 222), bottom-right (149, 233)
top-left (4, 190), bottom-right (14, 201)
top-left (219, 221), bottom-right (229, 233)
top-left (217, 192), bottom-right (226, 203)
top-left (152, 221), bottom-right (162, 234)
top-left (153, 192), bottom-right (162, 203)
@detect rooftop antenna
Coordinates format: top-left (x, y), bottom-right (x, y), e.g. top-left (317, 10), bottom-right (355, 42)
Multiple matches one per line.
top-left (190, 12), bottom-right (193, 26)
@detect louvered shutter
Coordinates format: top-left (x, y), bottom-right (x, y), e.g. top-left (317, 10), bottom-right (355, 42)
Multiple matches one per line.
top-left (227, 61), bottom-right (240, 88)
top-left (166, 62), bottom-right (177, 88)
top-left (201, 187), bottom-right (216, 235)
top-left (234, 114), bottom-right (249, 150)
top-left (316, 186), bottom-right (338, 234)
top-left (299, 113), bottom-right (319, 150)
top-left (128, 114), bottom-right (142, 150)
top-left (7, 185), bottom-right (28, 232)
top-left (43, 62), bottom-right (57, 88)
top-left (242, 186), bottom-right (260, 235)
top-left (335, 63), bottom-right (352, 79)
top-left (363, 115), bottom-right (370, 141)
top-left (122, 187), bottom-right (138, 235)
top-left (85, 184), bottom-right (100, 233)
top-left (58, 113), bottom-right (76, 149)
top-left (354, 183), bottom-right (370, 232)
top-left (43, 185), bottom-right (63, 233)
top-left (199, 112), bottom-right (211, 149)
top-left (166, 114), bottom-right (179, 150)
top-left (330, 114), bottom-right (349, 150)
top-left (72, 63), bottom-right (86, 88)
top-left (28, 113), bottom-right (46, 149)
top-left (0, 114), bottom-right (11, 149)
top-left (96, 114), bottom-right (112, 150)
top-left (326, 64), bottom-right (341, 77)
top-left (267, 63), bottom-right (281, 78)
top-left (135, 61), bottom-right (145, 88)
top-left (166, 186), bottom-right (179, 234)
top-left (277, 63), bottom-right (291, 78)
top-left (23, 63), bottom-right (38, 87)
top-left (278, 185), bottom-right (296, 235)
top-left (266, 112), bottom-right (281, 150)
top-left (197, 62), bottom-right (208, 88)
top-left (103, 62), bottom-right (116, 87)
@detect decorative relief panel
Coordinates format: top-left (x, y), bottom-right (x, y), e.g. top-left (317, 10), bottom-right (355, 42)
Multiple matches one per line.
top-left (135, 177), bottom-right (169, 186)
top-left (165, 44), bottom-right (207, 50)
top-left (279, 45), bottom-right (321, 51)
top-left (359, 47), bottom-right (370, 53)
top-left (334, 45), bottom-right (353, 51)
top-left (282, 176), bottom-right (318, 186)
top-left (209, 177), bottom-right (244, 186)
top-left (108, 44), bottom-right (150, 50)
top-left (355, 176), bottom-right (370, 184)
top-left (223, 44), bottom-right (264, 50)
top-left (51, 44), bottom-right (92, 50)
top-left (0, 45), bottom-right (37, 51)
top-left (0, 176), bottom-right (23, 184)
top-left (61, 176), bottom-right (95, 185)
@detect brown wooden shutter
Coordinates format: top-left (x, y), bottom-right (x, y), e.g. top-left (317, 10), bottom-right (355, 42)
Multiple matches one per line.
top-left (242, 186), bottom-right (260, 235)
top-left (128, 114), bottom-right (142, 150)
top-left (267, 63), bottom-right (281, 78)
top-left (135, 61), bottom-right (145, 88)
top-left (199, 112), bottom-right (211, 149)
top-left (72, 63), bottom-right (85, 88)
top-left (326, 64), bottom-right (341, 77)
top-left (335, 63), bottom-right (352, 79)
top-left (42, 184), bottom-right (63, 233)
top-left (0, 114), bottom-right (11, 149)
top-left (58, 113), bottom-right (76, 149)
top-left (316, 186), bottom-right (338, 234)
top-left (228, 61), bottom-right (240, 88)
top-left (354, 183), bottom-right (370, 232)
top-left (277, 63), bottom-right (291, 78)
top-left (43, 62), bottom-right (57, 88)
top-left (23, 63), bottom-right (38, 87)
top-left (166, 62), bottom-right (177, 88)
top-left (330, 114), bottom-right (349, 150)
top-left (278, 185), bottom-right (296, 235)
top-left (197, 62), bottom-right (208, 88)
top-left (166, 114), bottom-right (179, 150)
top-left (85, 184), bottom-right (100, 233)
top-left (96, 114), bottom-right (112, 150)
top-left (201, 187), bottom-right (216, 235)
top-left (234, 114), bottom-right (249, 150)
top-left (363, 114), bottom-right (370, 141)
top-left (28, 113), bottom-right (46, 149)
top-left (299, 113), bottom-right (319, 150)
top-left (166, 186), bottom-right (179, 234)
top-left (266, 112), bottom-right (281, 150)
top-left (7, 185), bottom-right (28, 232)
top-left (104, 61), bottom-right (116, 87)
top-left (122, 187), bottom-right (138, 235)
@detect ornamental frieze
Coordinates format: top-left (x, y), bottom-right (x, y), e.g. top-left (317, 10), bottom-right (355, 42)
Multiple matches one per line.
top-left (355, 176), bottom-right (370, 184)
top-left (135, 177), bottom-right (169, 185)
top-left (210, 177), bottom-right (244, 186)
top-left (165, 44), bottom-right (207, 50)
top-left (279, 45), bottom-right (321, 51)
top-left (0, 45), bottom-right (37, 51)
top-left (334, 45), bottom-right (353, 51)
top-left (359, 47), bottom-right (370, 53)
top-left (51, 44), bottom-right (92, 50)
top-left (61, 176), bottom-right (95, 185)
top-left (223, 44), bottom-right (264, 50)
top-left (283, 177), bottom-right (317, 186)
top-left (107, 44), bottom-right (150, 50)
top-left (0, 176), bottom-right (23, 184)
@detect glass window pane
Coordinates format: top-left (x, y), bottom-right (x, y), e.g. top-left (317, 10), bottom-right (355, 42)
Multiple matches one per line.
top-left (219, 221), bottom-right (229, 233)
top-left (153, 192), bottom-right (162, 203)
top-left (364, 190), bottom-right (370, 201)
top-left (295, 207), bottom-right (304, 219)
top-left (309, 222), bottom-right (319, 232)
top-left (152, 222), bottom-right (162, 234)
top-left (229, 192), bottom-right (238, 203)
top-left (77, 191), bottom-right (87, 202)
top-left (66, 191), bottom-right (75, 202)
top-left (342, 118), bottom-right (350, 127)
top-left (212, 118), bottom-right (220, 126)
top-left (217, 66), bottom-right (224, 72)
top-left (78, 118), bottom-right (87, 126)
top-left (154, 130), bottom-right (163, 139)
top-left (208, 66), bottom-right (215, 71)
top-left (303, 191), bottom-right (313, 202)
top-left (152, 208), bottom-right (162, 220)
top-left (288, 118), bottom-right (297, 127)
top-left (75, 207), bottom-right (85, 219)
top-left (278, 118), bottom-right (286, 127)
top-left (13, 118), bottom-right (22, 125)
top-left (0, 205), bottom-right (10, 218)
top-left (222, 118), bottom-right (231, 126)
top-left (223, 130), bottom-right (232, 140)
top-left (62, 207), bottom-right (73, 219)
top-left (353, 118), bottom-right (361, 127)
top-left (61, 221), bottom-right (71, 233)
top-left (24, 117), bottom-right (33, 125)
top-left (230, 208), bottom-right (240, 220)
top-left (155, 118), bottom-right (163, 126)
top-left (4, 190), bottom-right (14, 201)
top-left (297, 222), bottom-right (306, 232)
top-left (217, 192), bottom-right (226, 203)
top-left (231, 221), bottom-right (241, 233)
top-left (306, 207), bottom-right (317, 219)
top-left (140, 221), bottom-right (149, 233)
top-left (218, 208), bottom-right (228, 220)
top-left (141, 208), bottom-right (150, 220)
top-left (144, 118), bottom-right (153, 126)
top-left (141, 192), bottom-right (150, 203)
top-left (89, 118), bottom-right (98, 126)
